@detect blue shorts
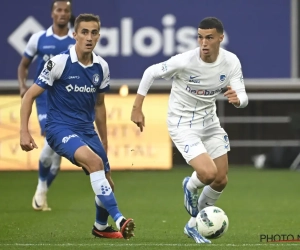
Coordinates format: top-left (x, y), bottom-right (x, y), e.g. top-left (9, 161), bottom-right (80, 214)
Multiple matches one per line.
top-left (36, 91), bottom-right (48, 135)
top-left (46, 127), bottom-right (110, 174)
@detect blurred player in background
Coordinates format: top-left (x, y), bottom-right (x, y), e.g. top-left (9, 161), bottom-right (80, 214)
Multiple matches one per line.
top-left (20, 13), bottom-right (135, 240)
top-left (17, 0), bottom-right (75, 211)
top-left (131, 17), bottom-right (248, 243)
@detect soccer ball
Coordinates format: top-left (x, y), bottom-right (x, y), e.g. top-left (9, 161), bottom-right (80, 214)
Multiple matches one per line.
top-left (195, 206), bottom-right (229, 239)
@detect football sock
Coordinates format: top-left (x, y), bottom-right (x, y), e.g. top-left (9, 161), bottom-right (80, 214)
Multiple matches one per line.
top-left (94, 195), bottom-right (109, 230)
top-left (37, 139), bottom-right (54, 192)
top-left (188, 217), bottom-right (197, 228)
top-left (198, 185), bottom-right (222, 211)
top-left (90, 170), bottom-right (124, 229)
top-left (47, 153), bottom-right (61, 188)
top-left (187, 171), bottom-right (206, 193)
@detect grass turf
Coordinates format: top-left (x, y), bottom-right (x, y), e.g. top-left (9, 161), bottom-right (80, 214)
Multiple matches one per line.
top-left (0, 166), bottom-right (299, 250)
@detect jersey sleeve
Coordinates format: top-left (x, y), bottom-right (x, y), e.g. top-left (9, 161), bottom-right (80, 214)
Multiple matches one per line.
top-left (23, 31), bottom-right (44, 59)
top-left (229, 57), bottom-right (248, 108)
top-left (35, 54), bottom-right (67, 89)
top-left (137, 53), bottom-right (185, 96)
top-left (98, 57), bottom-right (110, 93)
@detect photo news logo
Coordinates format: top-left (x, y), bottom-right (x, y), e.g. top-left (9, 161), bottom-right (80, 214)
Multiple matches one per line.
top-left (260, 234), bottom-right (300, 243)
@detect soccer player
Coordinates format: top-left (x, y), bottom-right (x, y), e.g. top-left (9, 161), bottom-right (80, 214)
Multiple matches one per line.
top-left (131, 17), bottom-right (248, 243)
top-left (19, 13), bottom-right (135, 239)
top-left (17, 0), bottom-right (75, 211)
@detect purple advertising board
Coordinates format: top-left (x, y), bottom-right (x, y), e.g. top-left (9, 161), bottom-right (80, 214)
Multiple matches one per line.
top-left (1, 0), bottom-right (290, 79)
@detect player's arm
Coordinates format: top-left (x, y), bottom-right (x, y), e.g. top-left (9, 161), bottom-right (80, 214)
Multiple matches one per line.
top-left (95, 93), bottom-right (108, 153)
top-left (223, 59), bottom-right (248, 108)
top-left (95, 60), bottom-right (111, 153)
top-left (17, 33), bottom-right (39, 97)
top-left (18, 56), bottom-right (33, 97)
top-left (20, 84), bottom-right (45, 151)
top-left (20, 56), bottom-right (63, 152)
top-left (131, 55), bottom-right (184, 131)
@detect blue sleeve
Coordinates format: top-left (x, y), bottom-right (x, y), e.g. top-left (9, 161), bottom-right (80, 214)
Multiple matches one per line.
top-left (97, 85), bottom-right (110, 93)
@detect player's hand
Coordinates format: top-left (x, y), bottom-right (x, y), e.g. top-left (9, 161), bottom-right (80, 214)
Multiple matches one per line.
top-left (131, 107), bottom-right (145, 132)
top-left (20, 131), bottom-right (38, 151)
top-left (20, 85), bottom-right (29, 98)
top-left (224, 86), bottom-right (240, 106)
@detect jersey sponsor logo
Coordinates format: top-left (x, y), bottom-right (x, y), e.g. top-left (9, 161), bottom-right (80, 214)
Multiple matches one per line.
top-left (65, 84), bottom-right (97, 93)
top-left (185, 85), bottom-right (224, 96)
top-left (219, 74), bottom-right (226, 82)
top-left (46, 60), bottom-right (55, 71)
top-left (62, 134), bottom-right (79, 144)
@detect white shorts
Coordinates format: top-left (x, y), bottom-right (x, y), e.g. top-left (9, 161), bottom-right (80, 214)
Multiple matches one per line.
top-left (168, 125), bottom-right (230, 164)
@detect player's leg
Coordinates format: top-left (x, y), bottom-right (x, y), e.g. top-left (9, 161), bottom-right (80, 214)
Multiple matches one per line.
top-left (198, 134), bottom-right (230, 210)
top-left (92, 171), bottom-right (123, 239)
top-left (47, 129), bottom-right (134, 239)
top-left (74, 146), bottom-right (134, 239)
top-left (187, 133), bottom-right (229, 230)
top-left (32, 137), bottom-right (55, 211)
top-left (46, 153), bottom-right (61, 188)
top-left (32, 94), bottom-right (53, 211)
top-left (169, 127), bottom-right (211, 244)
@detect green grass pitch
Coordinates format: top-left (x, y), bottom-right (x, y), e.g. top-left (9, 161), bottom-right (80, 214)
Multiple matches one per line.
top-left (0, 166), bottom-right (299, 250)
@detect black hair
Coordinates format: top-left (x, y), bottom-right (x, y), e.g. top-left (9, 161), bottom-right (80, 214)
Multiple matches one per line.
top-left (51, 0), bottom-right (72, 11)
top-left (198, 17), bottom-right (224, 34)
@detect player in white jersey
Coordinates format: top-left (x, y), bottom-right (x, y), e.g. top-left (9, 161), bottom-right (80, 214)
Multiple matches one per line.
top-left (17, 0), bottom-right (75, 211)
top-left (131, 17), bottom-right (248, 243)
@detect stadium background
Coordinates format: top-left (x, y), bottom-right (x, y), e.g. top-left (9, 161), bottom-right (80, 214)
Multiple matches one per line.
top-left (0, 0), bottom-right (298, 170)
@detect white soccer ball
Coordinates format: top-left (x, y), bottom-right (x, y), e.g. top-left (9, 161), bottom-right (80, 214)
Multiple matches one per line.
top-left (195, 206), bottom-right (229, 239)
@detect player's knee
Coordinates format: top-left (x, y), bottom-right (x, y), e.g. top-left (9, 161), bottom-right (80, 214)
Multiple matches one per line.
top-left (196, 165), bottom-right (218, 184)
top-left (87, 155), bottom-right (105, 172)
top-left (213, 175), bottom-right (228, 189)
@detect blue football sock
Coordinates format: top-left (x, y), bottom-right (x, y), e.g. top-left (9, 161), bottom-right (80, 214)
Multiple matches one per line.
top-left (90, 171), bottom-right (123, 222)
top-left (47, 153), bottom-right (61, 188)
top-left (95, 196), bottom-right (109, 225)
top-left (39, 161), bottom-right (50, 181)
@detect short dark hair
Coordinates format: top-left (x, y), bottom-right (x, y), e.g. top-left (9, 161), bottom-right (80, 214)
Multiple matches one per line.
top-left (198, 17), bottom-right (224, 34)
top-left (74, 14), bottom-right (101, 32)
top-left (51, 0), bottom-right (72, 11)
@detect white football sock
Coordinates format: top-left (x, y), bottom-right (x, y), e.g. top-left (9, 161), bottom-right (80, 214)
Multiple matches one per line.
top-left (94, 221), bottom-right (108, 230)
top-left (116, 216), bottom-right (125, 230)
top-left (198, 185), bottom-right (222, 211)
top-left (187, 171), bottom-right (205, 193)
top-left (37, 179), bottom-right (48, 193)
top-left (188, 217), bottom-right (197, 228)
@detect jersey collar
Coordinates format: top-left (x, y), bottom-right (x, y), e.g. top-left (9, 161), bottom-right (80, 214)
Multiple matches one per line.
top-left (46, 26), bottom-right (73, 38)
top-left (70, 45), bottom-right (100, 64)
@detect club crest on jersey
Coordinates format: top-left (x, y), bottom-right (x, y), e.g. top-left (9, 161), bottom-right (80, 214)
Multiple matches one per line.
top-left (219, 74), bottom-right (226, 82)
top-left (92, 74), bottom-right (100, 86)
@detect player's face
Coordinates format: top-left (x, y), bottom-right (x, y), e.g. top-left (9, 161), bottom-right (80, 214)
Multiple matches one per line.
top-left (51, 1), bottom-right (71, 28)
top-left (73, 21), bottom-right (100, 53)
top-left (198, 28), bottom-right (224, 57)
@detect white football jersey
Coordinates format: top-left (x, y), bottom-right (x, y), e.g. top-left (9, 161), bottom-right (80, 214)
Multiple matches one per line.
top-left (138, 47), bottom-right (247, 129)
